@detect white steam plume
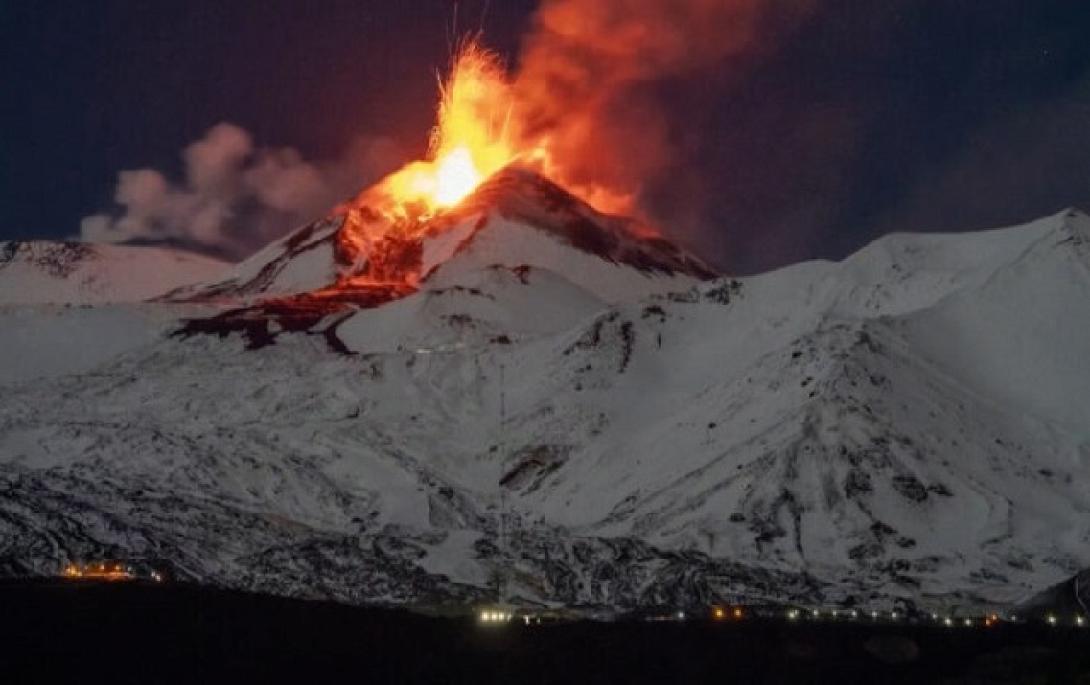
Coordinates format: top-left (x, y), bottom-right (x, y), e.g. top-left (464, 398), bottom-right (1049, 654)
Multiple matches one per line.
top-left (81, 123), bottom-right (403, 259)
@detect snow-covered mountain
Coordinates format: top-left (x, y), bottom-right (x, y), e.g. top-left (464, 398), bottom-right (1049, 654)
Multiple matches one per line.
top-left (0, 240), bottom-right (228, 383)
top-left (0, 240), bottom-right (227, 305)
top-left (1, 180), bottom-right (1087, 615)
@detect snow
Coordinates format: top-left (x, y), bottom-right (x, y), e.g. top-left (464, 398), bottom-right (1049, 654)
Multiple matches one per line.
top-left (0, 241), bottom-right (228, 304)
top-left (337, 264), bottom-right (605, 354)
top-left (177, 217), bottom-right (344, 300)
top-left (425, 216), bottom-right (703, 303)
top-left (0, 207), bottom-right (1088, 612)
top-left (0, 303), bottom-right (209, 382)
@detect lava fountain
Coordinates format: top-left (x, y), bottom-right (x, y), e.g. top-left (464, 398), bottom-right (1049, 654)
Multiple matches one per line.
top-left (358, 41), bottom-right (535, 219)
top-left (331, 38), bottom-right (658, 291)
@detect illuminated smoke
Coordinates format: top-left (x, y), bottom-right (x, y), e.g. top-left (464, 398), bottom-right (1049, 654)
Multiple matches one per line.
top-left (83, 2), bottom-right (814, 259)
top-left (509, 0), bottom-right (815, 218)
top-left (81, 123), bottom-right (403, 258)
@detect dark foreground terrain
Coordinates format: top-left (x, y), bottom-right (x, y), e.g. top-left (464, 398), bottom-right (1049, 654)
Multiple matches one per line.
top-left (2, 580), bottom-right (1088, 684)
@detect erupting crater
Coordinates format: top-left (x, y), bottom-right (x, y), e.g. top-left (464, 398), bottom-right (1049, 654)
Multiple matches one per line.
top-left (171, 39), bottom-right (717, 348)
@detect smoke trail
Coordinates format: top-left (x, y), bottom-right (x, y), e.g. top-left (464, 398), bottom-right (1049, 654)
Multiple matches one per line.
top-left (81, 123), bottom-right (403, 259)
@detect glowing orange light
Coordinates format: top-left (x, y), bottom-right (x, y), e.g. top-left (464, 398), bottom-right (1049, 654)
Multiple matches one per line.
top-left (732, 607), bottom-right (744, 620)
top-left (372, 40), bottom-right (524, 217)
top-left (60, 560), bottom-right (135, 582)
top-left (328, 35), bottom-right (662, 292)
top-left (713, 606), bottom-right (725, 620)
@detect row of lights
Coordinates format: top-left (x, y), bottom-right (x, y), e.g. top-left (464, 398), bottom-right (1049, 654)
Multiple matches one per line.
top-left (1046, 614), bottom-right (1085, 628)
top-left (736, 606), bottom-right (1086, 629)
top-left (478, 610), bottom-right (513, 624)
top-left (479, 611), bottom-right (546, 626)
top-left (61, 562), bottom-right (163, 583)
top-left (481, 605), bottom-right (1086, 629)
top-left (712, 606), bottom-right (745, 621)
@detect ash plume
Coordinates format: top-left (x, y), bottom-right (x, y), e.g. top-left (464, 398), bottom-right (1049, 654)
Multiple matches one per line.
top-left (81, 123), bottom-right (403, 260)
top-left (509, 0), bottom-right (815, 218)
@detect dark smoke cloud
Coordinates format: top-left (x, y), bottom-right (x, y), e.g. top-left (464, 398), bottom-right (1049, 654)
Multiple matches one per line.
top-left (81, 123), bottom-right (403, 259)
top-left (512, 0), bottom-right (816, 215)
top-left (510, 0), bottom-right (1090, 273)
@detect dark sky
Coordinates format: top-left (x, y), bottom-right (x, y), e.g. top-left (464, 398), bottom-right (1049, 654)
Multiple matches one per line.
top-left (3, 0), bottom-right (1089, 273)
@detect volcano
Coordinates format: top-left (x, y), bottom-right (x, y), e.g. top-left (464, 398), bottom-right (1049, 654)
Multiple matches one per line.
top-left (2, 197), bottom-right (1089, 614)
top-left (167, 167), bottom-right (716, 350)
top-left (170, 167), bottom-right (715, 302)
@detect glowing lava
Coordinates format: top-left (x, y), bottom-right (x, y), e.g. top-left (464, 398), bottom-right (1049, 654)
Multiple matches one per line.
top-left (333, 38), bottom-right (658, 292)
top-left (370, 41), bottom-right (527, 216)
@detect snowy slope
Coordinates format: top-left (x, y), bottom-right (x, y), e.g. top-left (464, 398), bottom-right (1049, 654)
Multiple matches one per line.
top-left (163, 218), bottom-right (348, 302)
top-left (0, 303), bottom-right (214, 383)
top-left (0, 240), bottom-right (228, 304)
top-left (0, 206), bottom-right (1087, 615)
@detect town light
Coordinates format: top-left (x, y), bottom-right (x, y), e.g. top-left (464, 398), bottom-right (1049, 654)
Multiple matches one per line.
top-left (1047, 615), bottom-right (1057, 627)
top-left (479, 610), bottom-right (511, 623)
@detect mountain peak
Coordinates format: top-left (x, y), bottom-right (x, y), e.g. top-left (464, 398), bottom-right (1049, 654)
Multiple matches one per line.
top-left (177, 167), bottom-right (717, 305)
top-left (429, 166), bottom-right (718, 280)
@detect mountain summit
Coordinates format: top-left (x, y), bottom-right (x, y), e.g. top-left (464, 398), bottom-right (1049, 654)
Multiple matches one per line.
top-left (169, 167), bottom-right (716, 306)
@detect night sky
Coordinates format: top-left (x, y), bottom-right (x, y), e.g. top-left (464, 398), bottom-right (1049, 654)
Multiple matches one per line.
top-left (3, 0), bottom-right (1090, 273)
